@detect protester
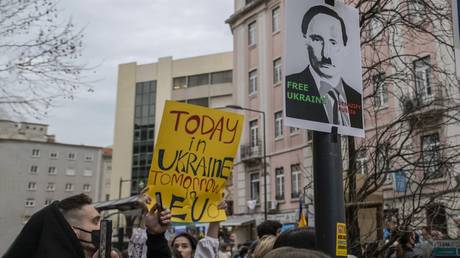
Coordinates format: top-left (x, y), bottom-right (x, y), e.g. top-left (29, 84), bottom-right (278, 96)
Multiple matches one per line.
top-left (252, 235), bottom-right (277, 258)
top-left (257, 220), bottom-right (283, 238)
top-left (390, 231), bottom-right (424, 258)
top-left (265, 247), bottom-right (330, 258)
top-left (140, 188), bottom-right (226, 258)
top-left (272, 227), bottom-right (316, 250)
top-left (4, 193), bottom-right (119, 258)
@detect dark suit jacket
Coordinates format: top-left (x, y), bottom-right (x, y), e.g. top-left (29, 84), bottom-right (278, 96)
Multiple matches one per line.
top-left (285, 67), bottom-right (363, 129)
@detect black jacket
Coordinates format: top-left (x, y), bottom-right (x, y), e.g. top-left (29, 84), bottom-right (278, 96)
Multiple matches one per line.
top-left (146, 232), bottom-right (171, 258)
top-left (285, 67), bottom-right (363, 129)
top-left (4, 201), bottom-right (85, 258)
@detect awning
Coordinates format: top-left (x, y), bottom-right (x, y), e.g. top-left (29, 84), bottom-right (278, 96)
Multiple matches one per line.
top-left (220, 216), bottom-right (255, 227)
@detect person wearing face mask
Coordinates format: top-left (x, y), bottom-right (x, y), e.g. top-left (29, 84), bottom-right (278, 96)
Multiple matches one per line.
top-left (4, 193), bottom-right (119, 258)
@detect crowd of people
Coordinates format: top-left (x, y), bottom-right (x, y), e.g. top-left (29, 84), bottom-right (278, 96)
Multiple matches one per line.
top-left (3, 192), bottom-right (450, 258)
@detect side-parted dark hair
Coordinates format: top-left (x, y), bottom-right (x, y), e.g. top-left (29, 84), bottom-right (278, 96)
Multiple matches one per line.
top-left (58, 193), bottom-right (92, 213)
top-left (301, 5), bottom-right (348, 46)
top-left (265, 247), bottom-right (330, 258)
top-left (273, 227), bottom-right (316, 250)
top-left (171, 232), bottom-right (198, 251)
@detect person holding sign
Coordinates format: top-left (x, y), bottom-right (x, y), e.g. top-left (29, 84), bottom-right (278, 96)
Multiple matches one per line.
top-left (139, 188), bottom-right (225, 258)
top-left (285, 5), bottom-right (363, 129)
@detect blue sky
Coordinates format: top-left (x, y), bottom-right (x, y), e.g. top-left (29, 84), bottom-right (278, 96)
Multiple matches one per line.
top-left (41, 0), bottom-right (233, 147)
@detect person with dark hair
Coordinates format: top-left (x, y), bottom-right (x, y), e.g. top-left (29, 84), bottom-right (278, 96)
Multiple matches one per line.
top-left (257, 220), bottom-right (282, 238)
top-left (4, 193), bottom-right (119, 258)
top-left (285, 4), bottom-right (363, 129)
top-left (265, 247), bottom-right (330, 258)
top-left (390, 232), bottom-right (423, 258)
top-left (272, 227), bottom-right (316, 250)
top-left (171, 232), bottom-right (198, 258)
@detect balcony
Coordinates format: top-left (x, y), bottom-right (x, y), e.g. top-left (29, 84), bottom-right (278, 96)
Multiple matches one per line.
top-left (402, 90), bottom-right (444, 120)
top-left (240, 142), bottom-right (262, 163)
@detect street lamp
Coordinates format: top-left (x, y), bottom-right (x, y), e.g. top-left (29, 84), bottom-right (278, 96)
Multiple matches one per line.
top-left (117, 178), bottom-right (145, 228)
top-left (225, 105), bottom-right (268, 221)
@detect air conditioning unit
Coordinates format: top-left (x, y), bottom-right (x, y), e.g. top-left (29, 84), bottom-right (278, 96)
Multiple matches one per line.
top-left (269, 200), bottom-right (279, 211)
top-left (247, 200), bottom-right (257, 210)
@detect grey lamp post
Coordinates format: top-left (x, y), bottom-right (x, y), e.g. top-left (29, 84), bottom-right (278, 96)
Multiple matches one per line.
top-left (226, 105), bottom-right (268, 221)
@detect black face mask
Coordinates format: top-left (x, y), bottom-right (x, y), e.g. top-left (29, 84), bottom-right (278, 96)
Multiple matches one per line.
top-left (74, 226), bottom-right (100, 250)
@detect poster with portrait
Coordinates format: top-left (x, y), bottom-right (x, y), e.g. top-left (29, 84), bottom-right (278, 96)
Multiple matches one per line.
top-left (284, 0), bottom-right (364, 137)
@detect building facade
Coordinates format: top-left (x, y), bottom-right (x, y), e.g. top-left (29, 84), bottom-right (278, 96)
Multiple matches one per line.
top-left (0, 120), bottom-right (105, 254)
top-left (111, 52), bottom-right (233, 199)
top-left (227, 1), bottom-right (313, 240)
top-left (227, 0), bottom-right (460, 243)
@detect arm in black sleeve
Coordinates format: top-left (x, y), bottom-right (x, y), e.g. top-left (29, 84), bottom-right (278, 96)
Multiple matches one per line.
top-left (146, 231), bottom-right (171, 258)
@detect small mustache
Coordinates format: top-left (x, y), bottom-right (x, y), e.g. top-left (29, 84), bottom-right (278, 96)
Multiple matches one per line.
top-left (320, 57), bottom-right (332, 65)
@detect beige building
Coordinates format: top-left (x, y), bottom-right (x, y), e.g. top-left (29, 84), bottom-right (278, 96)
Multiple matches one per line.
top-left (111, 52), bottom-right (233, 200)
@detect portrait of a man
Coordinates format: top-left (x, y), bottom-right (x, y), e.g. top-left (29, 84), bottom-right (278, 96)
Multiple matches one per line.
top-left (284, 3), bottom-right (363, 135)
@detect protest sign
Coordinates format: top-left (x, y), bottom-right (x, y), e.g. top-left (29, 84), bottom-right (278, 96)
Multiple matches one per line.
top-left (147, 101), bottom-right (243, 222)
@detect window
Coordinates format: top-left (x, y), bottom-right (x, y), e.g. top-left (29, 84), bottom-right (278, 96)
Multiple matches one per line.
top-left (30, 165), bottom-right (38, 174)
top-left (373, 73), bottom-right (388, 108)
top-left (249, 120), bottom-right (259, 148)
top-left (290, 127), bottom-right (300, 134)
top-left (274, 111), bottom-right (283, 138)
top-left (211, 70), bottom-right (232, 84)
top-left (83, 184), bottom-right (91, 192)
top-left (273, 58), bottom-right (282, 84)
top-left (275, 168), bottom-right (285, 200)
top-left (25, 199), bottom-right (35, 207)
top-left (32, 149), bottom-right (40, 158)
top-left (426, 204), bottom-right (447, 234)
top-left (44, 199), bottom-right (53, 206)
top-left (188, 73), bottom-right (209, 87)
top-left (27, 182), bottom-right (37, 191)
top-left (48, 167), bottom-right (56, 175)
top-left (248, 21), bottom-right (256, 46)
top-left (376, 144), bottom-right (389, 173)
top-left (356, 149), bottom-right (368, 175)
top-left (409, 0), bottom-right (425, 24)
top-left (249, 70), bottom-right (257, 95)
top-left (422, 133), bottom-right (441, 178)
top-left (272, 7), bottom-right (280, 33)
top-left (84, 153), bottom-right (94, 162)
top-left (187, 97), bottom-right (209, 107)
top-left (66, 169), bottom-right (76, 176)
top-left (291, 164), bottom-right (301, 198)
top-left (245, 0), bottom-right (255, 5)
top-left (250, 173), bottom-right (260, 201)
top-left (49, 152), bottom-right (58, 159)
top-left (173, 76), bottom-right (187, 89)
top-left (414, 56), bottom-right (432, 103)
top-left (83, 169), bottom-right (93, 177)
top-left (46, 183), bottom-right (55, 192)
top-left (68, 152), bottom-right (76, 160)
top-left (65, 183), bottom-right (74, 192)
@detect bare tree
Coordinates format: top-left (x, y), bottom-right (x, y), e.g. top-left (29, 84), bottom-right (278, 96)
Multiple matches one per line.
top-left (340, 0), bottom-right (460, 257)
top-left (0, 0), bottom-right (88, 119)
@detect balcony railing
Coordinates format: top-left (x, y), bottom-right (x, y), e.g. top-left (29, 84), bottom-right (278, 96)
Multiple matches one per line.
top-left (402, 90), bottom-right (444, 117)
top-left (240, 141), bottom-right (262, 162)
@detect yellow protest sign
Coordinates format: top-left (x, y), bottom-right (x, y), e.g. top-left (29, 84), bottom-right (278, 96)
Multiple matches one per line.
top-left (336, 222), bottom-right (348, 256)
top-left (147, 101), bottom-right (243, 222)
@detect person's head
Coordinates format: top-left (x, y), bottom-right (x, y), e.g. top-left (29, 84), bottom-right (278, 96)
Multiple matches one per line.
top-left (301, 5), bottom-right (348, 82)
top-left (171, 232), bottom-right (198, 258)
top-left (253, 235), bottom-right (277, 258)
top-left (399, 231), bottom-right (416, 248)
top-left (59, 193), bottom-right (100, 253)
top-left (273, 227), bottom-right (316, 250)
top-left (265, 247), bottom-right (330, 258)
top-left (257, 220), bottom-right (282, 238)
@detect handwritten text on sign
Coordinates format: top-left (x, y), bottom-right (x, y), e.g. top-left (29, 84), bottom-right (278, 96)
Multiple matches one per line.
top-left (147, 101), bottom-right (243, 222)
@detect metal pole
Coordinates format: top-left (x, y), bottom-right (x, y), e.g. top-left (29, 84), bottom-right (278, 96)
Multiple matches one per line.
top-left (313, 130), bottom-right (346, 258)
top-left (117, 177), bottom-right (122, 229)
top-left (262, 111), bottom-right (268, 221)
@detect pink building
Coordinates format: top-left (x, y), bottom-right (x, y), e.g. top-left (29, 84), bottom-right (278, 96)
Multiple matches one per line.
top-left (226, 0), bottom-right (313, 242)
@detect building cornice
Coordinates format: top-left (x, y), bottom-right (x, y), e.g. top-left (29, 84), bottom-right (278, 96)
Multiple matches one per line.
top-left (225, 0), bottom-right (269, 27)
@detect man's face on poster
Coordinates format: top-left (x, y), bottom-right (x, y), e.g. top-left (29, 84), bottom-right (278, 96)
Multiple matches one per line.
top-left (305, 13), bottom-right (345, 82)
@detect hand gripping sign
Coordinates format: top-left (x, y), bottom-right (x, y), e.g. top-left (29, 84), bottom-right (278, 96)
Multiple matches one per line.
top-left (147, 101), bottom-right (243, 222)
